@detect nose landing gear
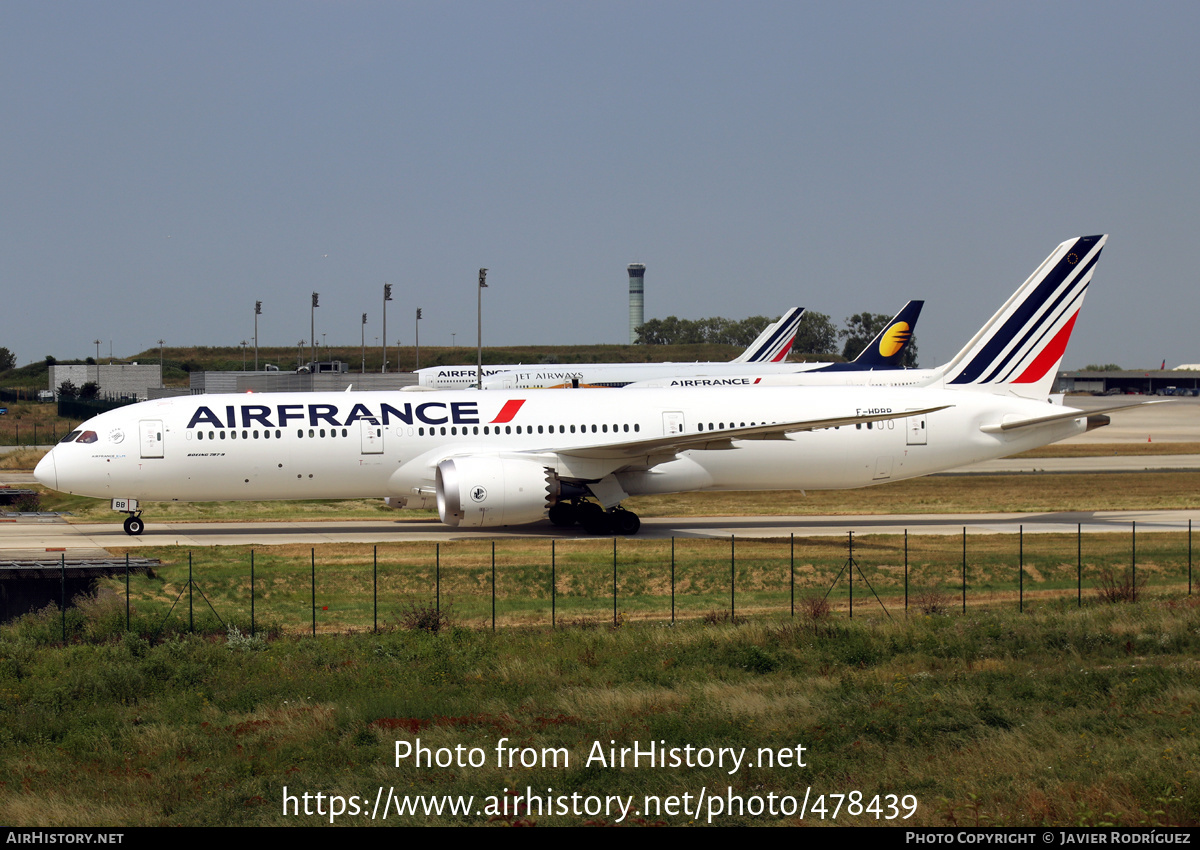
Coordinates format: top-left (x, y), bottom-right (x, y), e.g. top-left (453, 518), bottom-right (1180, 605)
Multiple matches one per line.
top-left (112, 498), bottom-right (144, 536)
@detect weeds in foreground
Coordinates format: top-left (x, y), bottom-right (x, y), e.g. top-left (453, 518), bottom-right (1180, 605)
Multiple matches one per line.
top-left (1096, 568), bottom-right (1146, 604)
top-left (395, 601), bottom-right (453, 633)
top-left (913, 585), bottom-right (951, 615)
top-left (702, 609), bottom-right (747, 626)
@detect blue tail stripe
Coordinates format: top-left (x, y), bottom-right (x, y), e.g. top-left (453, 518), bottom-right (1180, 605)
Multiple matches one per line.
top-left (977, 253), bottom-right (1098, 384)
top-left (747, 309), bottom-right (802, 361)
top-left (991, 282), bottom-right (1089, 383)
top-left (949, 238), bottom-right (1102, 385)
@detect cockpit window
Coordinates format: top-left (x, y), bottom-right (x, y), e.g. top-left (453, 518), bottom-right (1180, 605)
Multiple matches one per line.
top-left (60, 431), bottom-right (81, 443)
top-left (76, 431), bottom-right (99, 444)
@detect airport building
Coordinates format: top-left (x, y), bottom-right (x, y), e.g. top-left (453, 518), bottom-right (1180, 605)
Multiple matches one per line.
top-left (48, 363), bottom-right (162, 401)
top-left (1058, 368), bottom-right (1200, 396)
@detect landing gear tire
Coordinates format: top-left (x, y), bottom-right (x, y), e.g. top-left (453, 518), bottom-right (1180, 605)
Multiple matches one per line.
top-left (123, 515), bottom-right (145, 536)
top-left (611, 509), bottom-right (641, 536)
top-left (548, 502), bottom-right (577, 527)
top-left (578, 502), bottom-right (610, 535)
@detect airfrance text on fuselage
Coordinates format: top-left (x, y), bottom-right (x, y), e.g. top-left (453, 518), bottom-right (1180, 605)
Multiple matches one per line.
top-left (186, 400), bottom-right (525, 430)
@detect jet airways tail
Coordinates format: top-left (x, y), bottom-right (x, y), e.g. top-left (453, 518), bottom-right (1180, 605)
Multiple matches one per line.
top-left (939, 235), bottom-right (1107, 400)
top-left (731, 307), bottom-right (804, 363)
top-left (847, 300), bottom-right (924, 368)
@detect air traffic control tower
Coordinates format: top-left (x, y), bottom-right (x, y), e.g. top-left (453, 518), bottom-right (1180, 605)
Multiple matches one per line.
top-left (627, 263), bottom-right (645, 344)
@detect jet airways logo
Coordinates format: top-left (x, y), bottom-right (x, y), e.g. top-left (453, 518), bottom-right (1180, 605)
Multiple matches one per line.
top-left (185, 400), bottom-right (526, 430)
top-left (878, 322), bottom-right (911, 357)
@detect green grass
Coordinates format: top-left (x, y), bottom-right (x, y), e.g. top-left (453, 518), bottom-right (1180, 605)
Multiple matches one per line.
top-left (1, 595), bottom-right (1198, 826)
top-left (75, 533), bottom-right (1199, 635)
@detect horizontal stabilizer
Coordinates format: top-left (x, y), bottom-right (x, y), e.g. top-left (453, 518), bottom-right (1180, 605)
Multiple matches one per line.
top-left (979, 400), bottom-right (1169, 434)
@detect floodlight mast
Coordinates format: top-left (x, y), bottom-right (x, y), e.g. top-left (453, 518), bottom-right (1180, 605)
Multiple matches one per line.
top-left (477, 269), bottom-right (487, 389)
top-left (382, 283), bottom-right (393, 373)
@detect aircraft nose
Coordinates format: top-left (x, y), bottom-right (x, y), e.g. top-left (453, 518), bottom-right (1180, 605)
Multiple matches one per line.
top-left (34, 449), bottom-right (57, 490)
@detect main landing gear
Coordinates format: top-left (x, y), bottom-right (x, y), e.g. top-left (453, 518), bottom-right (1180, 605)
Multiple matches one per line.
top-left (548, 500), bottom-right (641, 536)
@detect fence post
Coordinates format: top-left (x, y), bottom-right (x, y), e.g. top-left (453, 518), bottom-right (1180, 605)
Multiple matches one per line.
top-left (963, 526), bottom-right (968, 614)
top-left (1019, 525), bottom-right (1024, 613)
top-left (1189, 519), bottom-right (1193, 597)
top-left (491, 541), bottom-right (496, 633)
top-left (251, 549), bottom-right (256, 637)
top-left (125, 552), bottom-right (130, 631)
top-left (790, 533), bottom-right (794, 618)
top-left (1132, 521), bottom-right (1137, 602)
top-left (1077, 523), bottom-right (1082, 608)
top-left (310, 548), bottom-right (316, 637)
top-left (551, 539), bottom-right (556, 629)
top-left (189, 552), bottom-right (194, 632)
top-left (372, 545), bottom-right (377, 634)
top-left (904, 529), bottom-right (909, 615)
top-left (612, 537), bottom-right (618, 628)
top-left (848, 530), bottom-right (854, 619)
top-left (60, 552), bottom-right (66, 642)
top-left (436, 543), bottom-right (441, 616)
top-left (671, 537), bottom-right (675, 625)
top-left (730, 534), bottom-right (735, 621)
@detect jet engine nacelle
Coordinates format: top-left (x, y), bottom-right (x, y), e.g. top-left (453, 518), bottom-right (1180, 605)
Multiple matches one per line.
top-left (436, 456), bottom-right (555, 528)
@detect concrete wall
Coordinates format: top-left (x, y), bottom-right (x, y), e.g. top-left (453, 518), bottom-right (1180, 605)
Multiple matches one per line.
top-left (48, 364), bottom-right (162, 400)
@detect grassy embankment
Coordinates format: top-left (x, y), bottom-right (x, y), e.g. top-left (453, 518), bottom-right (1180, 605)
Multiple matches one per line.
top-left (1, 594), bottom-right (1197, 826)
top-left (81, 529), bottom-right (1199, 632)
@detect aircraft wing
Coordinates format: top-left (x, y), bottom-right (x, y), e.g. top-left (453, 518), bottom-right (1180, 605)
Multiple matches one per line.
top-left (551, 404), bottom-right (951, 462)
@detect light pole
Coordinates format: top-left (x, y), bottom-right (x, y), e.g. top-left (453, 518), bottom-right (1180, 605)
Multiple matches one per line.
top-left (477, 268), bottom-right (487, 389)
top-left (382, 283), bottom-right (393, 373)
top-left (241, 340), bottom-right (248, 371)
top-left (297, 340), bottom-right (306, 370)
top-left (310, 292), bottom-right (319, 368)
top-left (361, 313), bottom-right (367, 374)
top-left (93, 339), bottom-right (101, 362)
top-left (254, 300), bottom-right (261, 370)
top-left (415, 308), bottom-right (422, 369)
top-left (157, 339), bottom-right (165, 387)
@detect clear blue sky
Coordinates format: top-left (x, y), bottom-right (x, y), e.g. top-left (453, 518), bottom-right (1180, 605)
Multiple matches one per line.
top-left (3, 1), bottom-right (1197, 369)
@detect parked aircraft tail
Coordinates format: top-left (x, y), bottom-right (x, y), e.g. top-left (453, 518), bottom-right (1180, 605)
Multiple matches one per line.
top-left (732, 307), bottom-right (804, 363)
top-left (940, 235), bottom-right (1107, 400)
top-left (847, 300), bottom-right (924, 368)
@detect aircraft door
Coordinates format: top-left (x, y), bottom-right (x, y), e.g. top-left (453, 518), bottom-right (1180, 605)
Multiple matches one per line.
top-left (662, 411), bottom-right (686, 436)
top-left (906, 412), bottom-right (928, 446)
top-left (360, 421), bottom-right (384, 454)
top-left (139, 420), bottom-right (164, 458)
top-left (873, 456), bottom-right (893, 480)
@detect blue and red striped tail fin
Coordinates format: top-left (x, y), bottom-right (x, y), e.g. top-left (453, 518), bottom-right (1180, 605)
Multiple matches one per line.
top-left (941, 235), bottom-right (1106, 400)
top-left (732, 307), bottom-right (805, 363)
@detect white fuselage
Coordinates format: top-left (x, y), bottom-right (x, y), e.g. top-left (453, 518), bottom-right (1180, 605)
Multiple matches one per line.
top-left (477, 360), bottom-right (863, 389)
top-left (36, 385), bottom-right (1084, 510)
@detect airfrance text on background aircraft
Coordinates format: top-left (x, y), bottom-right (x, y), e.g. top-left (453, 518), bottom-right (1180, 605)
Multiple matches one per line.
top-left (38, 235), bottom-right (1139, 537)
top-left (416, 307), bottom-right (807, 389)
top-left (475, 303), bottom-right (923, 390)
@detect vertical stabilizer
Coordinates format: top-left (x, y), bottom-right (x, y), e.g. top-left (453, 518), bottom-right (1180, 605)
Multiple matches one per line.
top-left (941, 235), bottom-right (1106, 400)
top-left (732, 307), bottom-right (805, 363)
top-left (849, 300), bottom-right (924, 368)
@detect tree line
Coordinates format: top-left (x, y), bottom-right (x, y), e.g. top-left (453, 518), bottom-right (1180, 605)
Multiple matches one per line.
top-left (636, 311), bottom-right (918, 366)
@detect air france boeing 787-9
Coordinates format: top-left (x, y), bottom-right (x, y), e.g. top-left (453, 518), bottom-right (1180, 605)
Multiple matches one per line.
top-left (36, 235), bottom-right (1125, 536)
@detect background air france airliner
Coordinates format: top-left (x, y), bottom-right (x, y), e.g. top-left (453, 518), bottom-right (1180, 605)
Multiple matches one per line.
top-left (37, 236), bottom-right (1115, 536)
top-left (480, 301), bottom-right (923, 389)
top-left (415, 307), bottom-right (806, 389)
